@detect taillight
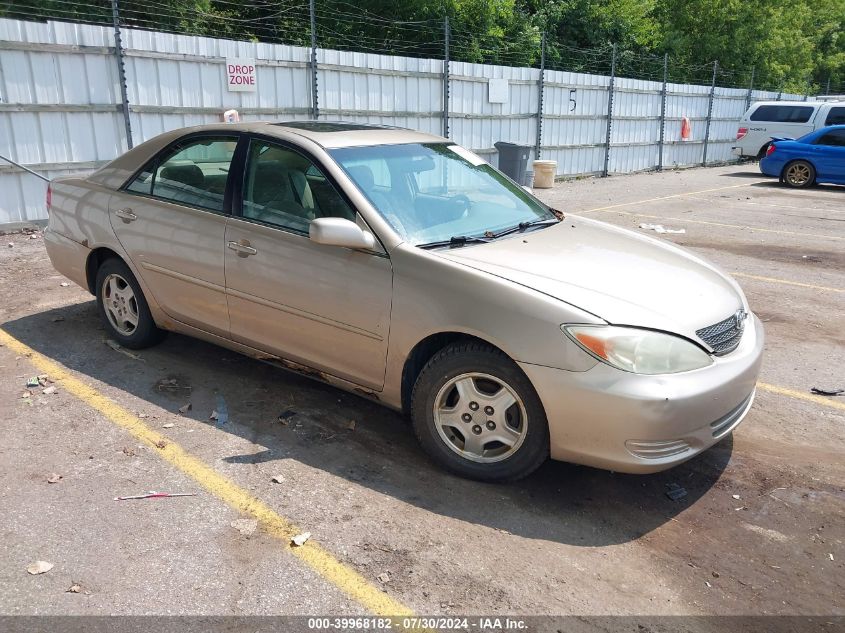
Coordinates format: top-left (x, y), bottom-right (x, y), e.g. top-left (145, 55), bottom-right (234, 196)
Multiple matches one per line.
top-left (46, 183), bottom-right (52, 214)
top-left (766, 144), bottom-right (776, 157)
top-left (736, 127), bottom-right (748, 140)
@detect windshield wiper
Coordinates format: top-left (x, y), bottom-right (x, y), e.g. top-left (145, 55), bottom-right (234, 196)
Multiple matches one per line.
top-left (417, 235), bottom-right (491, 249)
top-left (490, 217), bottom-right (560, 239)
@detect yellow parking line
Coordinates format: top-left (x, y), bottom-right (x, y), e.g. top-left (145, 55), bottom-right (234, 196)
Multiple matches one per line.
top-left (0, 327), bottom-right (414, 618)
top-left (582, 182), bottom-right (756, 214)
top-left (595, 209), bottom-right (845, 241)
top-left (730, 272), bottom-right (843, 293)
top-left (757, 382), bottom-right (845, 412)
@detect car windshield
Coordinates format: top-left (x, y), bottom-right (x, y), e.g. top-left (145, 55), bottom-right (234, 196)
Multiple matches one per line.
top-left (329, 143), bottom-right (556, 246)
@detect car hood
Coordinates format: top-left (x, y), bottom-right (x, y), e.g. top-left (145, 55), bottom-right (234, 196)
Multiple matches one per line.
top-left (438, 215), bottom-right (746, 342)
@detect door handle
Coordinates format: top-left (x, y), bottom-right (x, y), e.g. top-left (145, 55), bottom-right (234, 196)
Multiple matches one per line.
top-left (227, 240), bottom-right (257, 257)
top-left (114, 208), bottom-right (137, 222)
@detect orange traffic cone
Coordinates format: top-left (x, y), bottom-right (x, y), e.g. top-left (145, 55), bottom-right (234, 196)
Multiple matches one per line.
top-left (681, 116), bottom-right (691, 141)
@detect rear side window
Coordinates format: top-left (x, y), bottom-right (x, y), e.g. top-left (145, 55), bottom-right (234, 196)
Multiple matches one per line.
top-left (750, 105), bottom-right (814, 123)
top-left (815, 130), bottom-right (845, 147)
top-left (824, 107), bottom-right (845, 126)
top-left (125, 136), bottom-right (238, 212)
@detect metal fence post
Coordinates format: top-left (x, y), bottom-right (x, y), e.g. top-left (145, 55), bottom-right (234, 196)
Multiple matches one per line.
top-left (745, 66), bottom-right (755, 111)
top-left (825, 77), bottom-right (831, 95)
top-left (702, 60), bottom-right (718, 166)
top-left (657, 52), bottom-right (668, 171)
top-left (442, 16), bottom-right (450, 138)
top-left (534, 32), bottom-right (545, 160)
top-left (111, 0), bottom-right (133, 150)
top-left (309, 0), bottom-right (319, 119)
top-left (602, 43), bottom-right (617, 178)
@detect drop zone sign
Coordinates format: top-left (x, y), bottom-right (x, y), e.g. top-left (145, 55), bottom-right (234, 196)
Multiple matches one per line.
top-left (226, 58), bottom-right (257, 92)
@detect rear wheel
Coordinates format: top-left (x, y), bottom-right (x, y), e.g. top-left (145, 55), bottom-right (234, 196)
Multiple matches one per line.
top-left (410, 341), bottom-right (549, 482)
top-left (782, 160), bottom-right (816, 188)
top-left (95, 258), bottom-right (165, 349)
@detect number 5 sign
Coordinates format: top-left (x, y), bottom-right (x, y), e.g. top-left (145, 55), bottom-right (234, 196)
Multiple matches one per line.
top-left (226, 58), bottom-right (257, 92)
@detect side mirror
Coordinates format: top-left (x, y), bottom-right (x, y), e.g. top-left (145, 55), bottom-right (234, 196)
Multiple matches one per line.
top-left (309, 217), bottom-right (376, 250)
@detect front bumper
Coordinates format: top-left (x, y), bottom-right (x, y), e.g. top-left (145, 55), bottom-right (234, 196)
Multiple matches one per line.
top-left (519, 314), bottom-right (765, 474)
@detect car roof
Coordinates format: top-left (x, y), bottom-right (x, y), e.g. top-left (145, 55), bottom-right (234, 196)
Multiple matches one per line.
top-left (750, 100), bottom-right (845, 107)
top-left (182, 120), bottom-right (447, 149)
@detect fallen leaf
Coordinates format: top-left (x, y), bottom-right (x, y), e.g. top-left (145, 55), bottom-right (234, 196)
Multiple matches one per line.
top-left (347, 420), bottom-right (356, 431)
top-left (291, 532), bottom-right (311, 547)
top-left (231, 518), bottom-right (258, 536)
top-left (27, 561), bottom-right (53, 575)
top-left (178, 403), bottom-right (192, 415)
top-left (66, 582), bottom-right (82, 593)
top-left (377, 572), bottom-right (391, 584)
top-left (122, 447), bottom-right (136, 457)
top-left (154, 440), bottom-right (167, 449)
top-left (162, 423), bottom-right (174, 429)
top-left (271, 475), bottom-right (285, 484)
top-left (46, 473), bottom-right (62, 484)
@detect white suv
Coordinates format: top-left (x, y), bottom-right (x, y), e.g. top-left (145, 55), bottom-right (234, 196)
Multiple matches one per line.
top-left (733, 100), bottom-right (845, 159)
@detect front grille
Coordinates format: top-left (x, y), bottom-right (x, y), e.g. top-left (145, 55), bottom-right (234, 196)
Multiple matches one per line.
top-left (696, 311), bottom-right (746, 355)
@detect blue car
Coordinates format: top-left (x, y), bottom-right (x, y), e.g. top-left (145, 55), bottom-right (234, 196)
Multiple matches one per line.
top-left (759, 124), bottom-right (845, 188)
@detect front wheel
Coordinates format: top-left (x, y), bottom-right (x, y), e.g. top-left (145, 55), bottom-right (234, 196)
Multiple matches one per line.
top-left (95, 258), bottom-right (165, 349)
top-left (410, 341), bottom-right (549, 482)
top-left (782, 160), bottom-right (816, 188)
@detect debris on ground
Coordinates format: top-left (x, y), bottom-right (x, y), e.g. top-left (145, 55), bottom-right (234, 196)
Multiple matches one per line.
top-left (59, 282), bottom-right (69, 287)
top-left (162, 422), bottom-right (174, 429)
top-left (46, 473), bottom-right (62, 484)
top-left (104, 339), bottom-right (144, 361)
top-left (7, 242), bottom-right (12, 248)
top-left (278, 409), bottom-right (297, 424)
top-left (705, 580), bottom-right (712, 588)
top-left (732, 494), bottom-right (741, 500)
top-left (42, 385), bottom-right (57, 395)
top-left (122, 447), bottom-right (136, 457)
top-left (66, 582), bottom-right (83, 593)
top-left (665, 483), bottom-right (688, 501)
top-left (178, 403), bottom-right (192, 415)
top-left (377, 572), bottom-right (391, 584)
top-left (21, 392), bottom-right (31, 399)
top-left (26, 375), bottom-right (48, 388)
top-left (210, 394), bottom-right (229, 426)
top-left (810, 387), bottom-right (843, 396)
top-left (231, 518), bottom-right (258, 536)
top-left (639, 223), bottom-right (686, 234)
top-left (115, 491), bottom-right (196, 501)
top-left (51, 316), bottom-right (65, 322)
top-left (830, 553), bottom-right (835, 561)
top-left (712, 571), bottom-right (720, 578)
top-left (156, 377), bottom-right (192, 393)
top-left (154, 440), bottom-right (167, 449)
top-left (26, 561), bottom-right (53, 575)
top-left (291, 531), bottom-right (311, 547)
top-left (271, 475), bottom-right (285, 484)
top-left (347, 420), bottom-right (356, 431)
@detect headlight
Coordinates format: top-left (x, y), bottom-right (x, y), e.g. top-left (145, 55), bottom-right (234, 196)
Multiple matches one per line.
top-left (563, 325), bottom-right (713, 375)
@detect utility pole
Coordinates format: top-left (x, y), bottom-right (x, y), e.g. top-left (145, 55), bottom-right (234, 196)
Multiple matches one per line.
top-left (309, 0), bottom-right (318, 119)
top-left (702, 60), bottom-right (718, 166)
top-left (534, 32), bottom-right (546, 160)
top-left (657, 52), bottom-right (668, 171)
top-left (602, 43), bottom-right (617, 178)
top-left (111, 0), bottom-right (133, 149)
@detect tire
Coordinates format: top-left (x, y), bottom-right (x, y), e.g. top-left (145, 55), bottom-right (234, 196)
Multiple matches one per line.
top-left (95, 257), bottom-right (166, 349)
top-left (782, 160), bottom-right (816, 188)
top-left (756, 143), bottom-right (771, 161)
top-left (410, 341), bottom-right (549, 482)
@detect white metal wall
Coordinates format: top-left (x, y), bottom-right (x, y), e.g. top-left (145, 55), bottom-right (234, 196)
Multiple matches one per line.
top-left (1, 17), bottom-right (805, 225)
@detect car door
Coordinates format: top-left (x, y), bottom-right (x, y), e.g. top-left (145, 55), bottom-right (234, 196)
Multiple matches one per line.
top-left (109, 134), bottom-right (239, 337)
top-left (224, 137), bottom-right (392, 390)
top-left (812, 129), bottom-right (845, 181)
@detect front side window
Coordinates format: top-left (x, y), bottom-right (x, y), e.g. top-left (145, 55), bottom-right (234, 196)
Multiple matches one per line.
top-left (815, 130), bottom-right (845, 147)
top-left (241, 140), bottom-right (356, 233)
top-left (125, 137), bottom-right (237, 212)
top-left (824, 107), bottom-right (845, 126)
top-left (330, 143), bottom-right (555, 246)
top-left (750, 105), bottom-right (814, 123)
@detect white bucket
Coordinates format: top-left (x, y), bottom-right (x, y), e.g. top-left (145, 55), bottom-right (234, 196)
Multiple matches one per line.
top-left (532, 160), bottom-right (557, 188)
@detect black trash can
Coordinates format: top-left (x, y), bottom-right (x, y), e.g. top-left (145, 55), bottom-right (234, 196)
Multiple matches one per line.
top-left (494, 141), bottom-right (532, 185)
